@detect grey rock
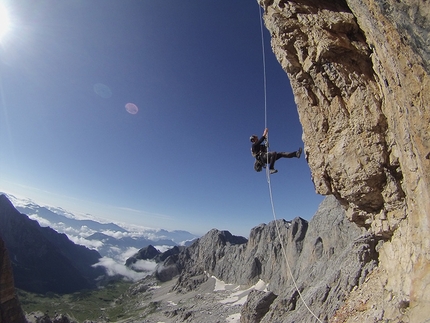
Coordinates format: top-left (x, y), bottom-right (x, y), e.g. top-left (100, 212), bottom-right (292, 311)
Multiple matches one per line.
top-left (155, 254), bottom-right (182, 282)
top-left (164, 196), bottom-right (377, 322)
top-left (126, 245), bottom-right (186, 271)
top-left (125, 245), bottom-right (160, 267)
top-left (240, 290), bottom-right (277, 323)
top-left (0, 237), bottom-right (27, 323)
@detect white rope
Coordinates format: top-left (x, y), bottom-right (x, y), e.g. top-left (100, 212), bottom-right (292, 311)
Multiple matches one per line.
top-left (259, 7), bottom-right (268, 130)
top-left (258, 6), bottom-right (323, 323)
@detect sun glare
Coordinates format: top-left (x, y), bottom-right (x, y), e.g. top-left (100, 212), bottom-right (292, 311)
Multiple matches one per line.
top-left (0, 3), bottom-right (11, 41)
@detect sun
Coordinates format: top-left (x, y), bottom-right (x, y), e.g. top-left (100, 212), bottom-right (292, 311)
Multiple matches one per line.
top-left (0, 3), bottom-right (11, 41)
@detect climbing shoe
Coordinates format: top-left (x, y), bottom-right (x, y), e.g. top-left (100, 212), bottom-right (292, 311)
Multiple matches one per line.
top-left (296, 147), bottom-right (302, 158)
top-left (270, 169), bottom-right (278, 174)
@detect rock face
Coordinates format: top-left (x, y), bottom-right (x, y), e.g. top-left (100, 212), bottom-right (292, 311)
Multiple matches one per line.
top-left (240, 290), bottom-right (277, 323)
top-left (0, 237), bottom-right (26, 323)
top-left (258, 0), bottom-right (429, 321)
top-left (170, 196), bottom-right (377, 322)
top-left (125, 245), bottom-right (186, 281)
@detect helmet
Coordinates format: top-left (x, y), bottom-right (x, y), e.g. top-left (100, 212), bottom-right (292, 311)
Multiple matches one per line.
top-left (250, 135), bottom-right (258, 142)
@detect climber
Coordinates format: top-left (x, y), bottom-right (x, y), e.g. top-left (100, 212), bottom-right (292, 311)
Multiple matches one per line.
top-left (250, 128), bottom-right (302, 174)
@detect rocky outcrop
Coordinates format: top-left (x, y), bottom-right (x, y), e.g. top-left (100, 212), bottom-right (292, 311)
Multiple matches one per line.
top-left (125, 245), bottom-right (186, 281)
top-left (0, 237), bottom-right (26, 323)
top-left (258, 0), bottom-right (429, 321)
top-left (26, 312), bottom-right (75, 323)
top-left (168, 196), bottom-right (377, 322)
top-left (125, 245), bottom-right (161, 268)
top-left (126, 245), bottom-right (186, 269)
top-left (240, 290), bottom-right (277, 323)
top-left (155, 254), bottom-right (182, 282)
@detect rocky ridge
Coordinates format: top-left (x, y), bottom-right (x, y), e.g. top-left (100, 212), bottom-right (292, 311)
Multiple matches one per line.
top-left (0, 237), bottom-right (26, 323)
top-left (258, 0), bottom-right (429, 321)
top-left (151, 196), bottom-right (377, 322)
top-left (1, 196), bottom-right (378, 322)
top-left (29, 196), bottom-right (374, 323)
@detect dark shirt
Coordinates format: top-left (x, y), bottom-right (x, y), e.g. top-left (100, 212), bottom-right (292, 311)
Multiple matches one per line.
top-left (251, 136), bottom-right (267, 157)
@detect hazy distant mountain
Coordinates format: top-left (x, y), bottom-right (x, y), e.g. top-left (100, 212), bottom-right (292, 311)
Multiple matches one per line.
top-left (84, 232), bottom-right (175, 259)
top-left (4, 194), bottom-right (127, 233)
top-left (2, 193), bottom-right (198, 261)
top-left (18, 204), bottom-right (127, 233)
top-left (0, 192), bottom-right (199, 282)
top-left (0, 194), bottom-right (105, 294)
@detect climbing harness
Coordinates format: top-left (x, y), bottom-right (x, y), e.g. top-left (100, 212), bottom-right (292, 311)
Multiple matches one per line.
top-left (258, 6), bottom-right (323, 323)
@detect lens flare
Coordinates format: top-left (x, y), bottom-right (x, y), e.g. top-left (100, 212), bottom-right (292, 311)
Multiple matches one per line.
top-left (125, 103), bottom-right (138, 115)
top-left (93, 83), bottom-right (112, 98)
top-left (0, 4), bottom-right (11, 41)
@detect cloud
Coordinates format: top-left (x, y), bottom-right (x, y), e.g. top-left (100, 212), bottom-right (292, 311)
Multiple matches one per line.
top-left (28, 214), bottom-right (52, 227)
top-left (69, 235), bottom-right (103, 250)
top-left (145, 232), bottom-right (168, 240)
top-left (100, 230), bottom-right (132, 239)
top-left (122, 247), bottom-right (140, 259)
top-left (99, 228), bottom-right (161, 240)
top-left (93, 257), bottom-right (153, 281)
top-left (75, 225), bottom-right (97, 237)
top-left (154, 245), bottom-right (172, 253)
top-left (55, 223), bottom-right (96, 237)
top-left (98, 227), bottom-right (181, 243)
top-left (130, 260), bottom-right (157, 272)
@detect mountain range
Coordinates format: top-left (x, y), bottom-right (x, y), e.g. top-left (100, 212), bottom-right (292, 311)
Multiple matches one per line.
top-left (0, 190), bottom-right (377, 322)
top-left (0, 194), bottom-right (105, 295)
top-left (9, 194), bottom-right (378, 322)
top-left (2, 193), bottom-right (198, 262)
top-left (147, 195), bottom-right (378, 322)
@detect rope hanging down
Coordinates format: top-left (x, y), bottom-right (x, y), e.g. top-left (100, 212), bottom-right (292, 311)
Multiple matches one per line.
top-left (258, 6), bottom-right (323, 323)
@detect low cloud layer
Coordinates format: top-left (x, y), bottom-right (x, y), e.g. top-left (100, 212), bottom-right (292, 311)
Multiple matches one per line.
top-left (5, 193), bottom-right (199, 281)
top-left (69, 236), bottom-right (103, 250)
top-left (130, 259), bottom-right (158, 272)
top-left (94, 257), bottom-right (155, 281)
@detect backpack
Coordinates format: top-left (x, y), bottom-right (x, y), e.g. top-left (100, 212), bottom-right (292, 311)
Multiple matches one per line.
top-left (252, 145), bottom-right (267, 172)
top-left (254, 159), bottom-right (264, 172)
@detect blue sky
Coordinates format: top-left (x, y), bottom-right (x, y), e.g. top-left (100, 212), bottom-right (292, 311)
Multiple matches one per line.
top-left (0, 0), bottom-right (323, 237)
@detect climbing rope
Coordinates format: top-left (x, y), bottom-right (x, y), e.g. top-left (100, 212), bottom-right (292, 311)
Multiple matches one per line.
top-left (258, 6), bottom-right (323, 323)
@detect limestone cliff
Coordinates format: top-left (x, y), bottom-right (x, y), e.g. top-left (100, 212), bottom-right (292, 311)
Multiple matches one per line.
top-left (258, 0), bottom-right (429, 321)
top-left (166, 196), bottom-right (378, 322)
top-left (0, 237), bottom-right (26, 323)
